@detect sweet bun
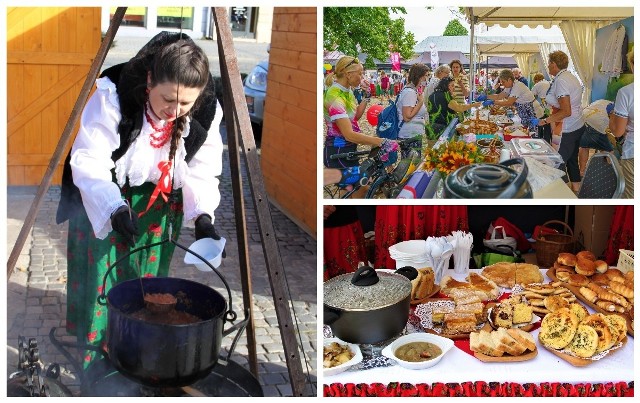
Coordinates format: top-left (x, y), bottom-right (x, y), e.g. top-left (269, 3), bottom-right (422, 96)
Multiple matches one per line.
top-left (575, 258), bottom-right (596, 276)
top-left (553, 262), bottom-right (574, 271)
top-left (605, 268), bottom-right (625, 282)
top-left (581, 313), bottom-right (614, 353)
top-left (567, 273), bottom-right (589, 287)
top-left (557, 253), bottom-right (577, 267)
top-left (593, 260), bottom-right (608, 274)
top-left (604, 314), bottom-right (628, 343)
top-left (576, 250), bottom-right (597, 261)
top-left (590, 273), bottom-right (610, 286)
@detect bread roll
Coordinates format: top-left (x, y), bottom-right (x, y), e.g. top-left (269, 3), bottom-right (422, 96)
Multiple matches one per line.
top-left (539, 308), bottom-right (579, 349)
top-left (568, 324), bottom-right (598, 358)
top-left (557, 253), bottom-right (577, 267)
top-left (576, 250), bottom-right (596, 261)
top-left (624, 271), bottom-right (634, 281)
top-left (575, 258), bottom-right (596, 276)
top-left (590, 273), bottom-right (610, 286)
top-left (566, 273), bottom-right (589, 287)
top-left (555, 270), bottom-right (572, 282)
top-left (569, 302), bottom-right (589, 322)
top-left (605, 268), bottom-right (625, 282)
top-left (604, 314), bottom-right (627, 343)
top-left (594, 260), bottom-right (608, 274)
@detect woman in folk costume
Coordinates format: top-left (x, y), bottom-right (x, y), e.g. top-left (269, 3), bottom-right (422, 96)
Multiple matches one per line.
top-left (56, 32), bottom-right (224, 369)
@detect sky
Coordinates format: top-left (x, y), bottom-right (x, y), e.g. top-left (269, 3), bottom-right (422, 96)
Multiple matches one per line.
top-left (392, 7), bottom-right (562, 41)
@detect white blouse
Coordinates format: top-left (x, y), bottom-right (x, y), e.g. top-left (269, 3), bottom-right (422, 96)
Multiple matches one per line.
top-left (70, 77), bottom-right (223, 239)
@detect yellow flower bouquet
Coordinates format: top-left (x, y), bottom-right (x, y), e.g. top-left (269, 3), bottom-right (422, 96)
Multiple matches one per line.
top-left (423, 140), bottom-right (485, 178)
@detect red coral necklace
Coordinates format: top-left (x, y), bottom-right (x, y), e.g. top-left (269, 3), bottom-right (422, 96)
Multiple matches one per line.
top-left (145, 103), bottom-right (174, 148)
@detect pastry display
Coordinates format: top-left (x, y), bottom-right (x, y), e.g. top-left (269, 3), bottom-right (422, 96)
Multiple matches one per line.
top-left (481, 262), bottom-right (544, 288)
top-left (539, 307), bottom-right (627, 358)
top-left (518, 282), bottom-right (576, 316)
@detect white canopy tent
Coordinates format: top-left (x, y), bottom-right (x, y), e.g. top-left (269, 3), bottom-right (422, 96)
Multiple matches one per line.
top-left (465, 7), bottom-right (634, 104)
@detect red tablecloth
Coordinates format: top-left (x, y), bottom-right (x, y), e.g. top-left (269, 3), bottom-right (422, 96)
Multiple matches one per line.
top-left (324, 381), bottom-right (633, 397)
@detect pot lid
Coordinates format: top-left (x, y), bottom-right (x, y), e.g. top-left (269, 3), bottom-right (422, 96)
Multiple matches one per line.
top-left (324, 267), bottom-right (413, 311)
top-left (444, 158), bottom-right (531, 199)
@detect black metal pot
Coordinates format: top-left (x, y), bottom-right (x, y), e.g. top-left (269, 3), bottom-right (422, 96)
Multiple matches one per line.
top-left (444, 157), bottom-right (533, 198)
top-left (323, 267), bottom-right (417, 344)
top-left (97, 241), bottom-right (237, 388)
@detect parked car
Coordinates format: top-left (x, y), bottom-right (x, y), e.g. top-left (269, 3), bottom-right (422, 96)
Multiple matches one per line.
top-left (243, 59), bottom-right (268, 139)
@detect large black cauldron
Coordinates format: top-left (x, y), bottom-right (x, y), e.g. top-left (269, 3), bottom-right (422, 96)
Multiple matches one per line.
top-left (98, 241), bottom-right (237, 388)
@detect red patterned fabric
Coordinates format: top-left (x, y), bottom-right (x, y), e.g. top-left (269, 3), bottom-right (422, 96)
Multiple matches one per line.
top-left (374, 206), bottom-right (469, 269)
top-left (604, 206), bottom-right (633, 266)
top-left (324, 381), bottom-right (633, 397)
top-left (324, 221), bottom-right (367, 281)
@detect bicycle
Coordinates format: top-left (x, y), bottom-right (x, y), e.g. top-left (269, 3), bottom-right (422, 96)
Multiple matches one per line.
top-left (323, 138), bottom-right (422, 199)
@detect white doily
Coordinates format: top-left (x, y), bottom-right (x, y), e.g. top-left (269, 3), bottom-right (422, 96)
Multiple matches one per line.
top-left (557, 341), bottom-right (624, 361)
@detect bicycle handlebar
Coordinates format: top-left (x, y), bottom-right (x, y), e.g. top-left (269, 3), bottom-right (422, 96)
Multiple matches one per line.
top-left (329, 149), bottom-right (371, 160)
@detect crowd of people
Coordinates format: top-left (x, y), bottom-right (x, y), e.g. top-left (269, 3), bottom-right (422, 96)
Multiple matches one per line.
top-left (323, 49), bottom-right (634, 199)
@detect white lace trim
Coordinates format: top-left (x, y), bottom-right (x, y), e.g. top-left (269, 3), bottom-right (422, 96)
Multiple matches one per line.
top-left (96, 77), bottom-right (119, 109)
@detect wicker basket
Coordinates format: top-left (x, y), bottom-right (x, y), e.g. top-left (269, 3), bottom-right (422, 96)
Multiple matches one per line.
top-left (535, 220), bottom-right (575, 267)
top-left (616, 249), bottom-right (634, 273)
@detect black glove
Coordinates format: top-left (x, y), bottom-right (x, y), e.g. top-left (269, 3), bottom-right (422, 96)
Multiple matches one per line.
top-left (195, 214), bottom-right (225, 258)
top-left (111, 205), bottom-right (139, 247)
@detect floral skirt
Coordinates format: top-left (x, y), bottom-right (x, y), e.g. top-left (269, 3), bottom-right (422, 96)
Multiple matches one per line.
top-left (323, 221), bottom-right (367, 281)
top-left (66, 181), bottom-right (184, 369)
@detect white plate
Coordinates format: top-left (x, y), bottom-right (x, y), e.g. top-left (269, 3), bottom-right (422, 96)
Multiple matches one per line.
top-left (323, 338), bottom-right (363, 377)
top-left (381, 332), bottom-right (454, 370)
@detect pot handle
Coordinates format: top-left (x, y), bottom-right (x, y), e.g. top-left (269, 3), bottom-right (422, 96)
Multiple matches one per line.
top-left (499, 157), bottom-right (529, 199)
top-left (96, 240), bottom-right (168, 306)
top-left (351, 266), bottom-right (379, 286)
top-left (323, 306), bottom-right (340, 325)
top-left (395, 266), bottom-right (418, 280)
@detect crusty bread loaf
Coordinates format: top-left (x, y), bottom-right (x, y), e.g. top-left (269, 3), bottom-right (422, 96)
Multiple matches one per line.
top-left (494, 327), bottom-right (527, 356)
top-left (567, 324), bottom-right (599, 358)
top-left (581, 313), bottom-right (614, 353)
top-left (593, 260), bottom-right (608, 274)
top-left (470, 330), bottom-right (505, 357)
top-left (576, 250), bottom-right (597, 261)
top-left (575, 258), bottom-right (596, 276)
top-left (443, 312), bottom-right (477, 334)
top-left (506, 328), bottom-right (537, 352)
top-left (557, 253), bottom-right (577, 267)
top-left (539, 308), bottom-right (579, 349)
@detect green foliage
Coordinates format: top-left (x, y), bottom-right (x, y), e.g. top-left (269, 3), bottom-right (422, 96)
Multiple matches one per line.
top-left (324, 7), bottom-right (416, 69)
top-left (443, 19), bottom-right (468, 36)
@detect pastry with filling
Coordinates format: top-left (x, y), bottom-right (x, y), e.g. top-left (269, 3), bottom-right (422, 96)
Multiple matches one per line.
top-left (443, 312), bottom-right (477, 334)
top-left (440, 273), bottom-right (500, 301)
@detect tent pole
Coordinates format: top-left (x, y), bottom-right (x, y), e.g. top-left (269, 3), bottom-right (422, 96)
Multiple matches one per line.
top-left (469, 7), bottom-right (476, 100)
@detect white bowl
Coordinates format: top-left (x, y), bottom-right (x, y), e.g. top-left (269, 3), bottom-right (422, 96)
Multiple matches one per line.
top-left (183, 237), bottom-right (226, 271)
top-left (381, 332), bottom-right (454, 370)
top-left (390, 240), bottom-right (427, 256)
top-left (323, 338), bottom-right (363, 377)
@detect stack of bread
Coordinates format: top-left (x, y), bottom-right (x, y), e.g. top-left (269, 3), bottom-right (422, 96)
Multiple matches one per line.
top-left (552, 251), bottom-right (633, 317)
top-left (539, 307), bottom-right (627, 358)
top-left (410, 267), bottom-right (436, 301)
top-left (489, 294), bottom-right (533, 328)
top-left (519, 283), bottom-right (577, 316)
top-left (433, 289), bottom-right (486, 335)
top-left (470, 327), bottom-right (537, 357)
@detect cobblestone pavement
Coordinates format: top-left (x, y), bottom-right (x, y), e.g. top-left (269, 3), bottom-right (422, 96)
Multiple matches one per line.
top-left (6, 36), bottom-right (317, 397)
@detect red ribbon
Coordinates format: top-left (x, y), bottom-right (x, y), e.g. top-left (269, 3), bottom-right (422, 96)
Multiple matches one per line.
top-left (139, 160), bottom-right (172, 218)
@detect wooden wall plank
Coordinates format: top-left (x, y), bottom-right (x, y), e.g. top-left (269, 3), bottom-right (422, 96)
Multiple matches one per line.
top-left (272, 12), bottom-right (316, 34)
top-left (8, 51), bottom-right (95, 65)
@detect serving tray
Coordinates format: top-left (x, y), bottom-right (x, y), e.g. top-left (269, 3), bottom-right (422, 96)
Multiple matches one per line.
top-left (546, 267), bottom-right (634, 337)
top-left (473, 347), bottom-right (537, 363)
top-left (538, 333), bottom-right (627, 367)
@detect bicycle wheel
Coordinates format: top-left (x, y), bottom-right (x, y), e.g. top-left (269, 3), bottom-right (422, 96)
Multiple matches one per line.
top-left (366, 175), bottom-right (394, 199)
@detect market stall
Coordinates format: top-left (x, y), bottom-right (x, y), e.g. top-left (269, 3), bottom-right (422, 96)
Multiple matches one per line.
top-left (322, 206), bottom-right (634, 397)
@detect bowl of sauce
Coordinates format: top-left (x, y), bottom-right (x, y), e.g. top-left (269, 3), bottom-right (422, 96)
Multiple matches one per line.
top-left (381, 333), bottom-right (454, 369)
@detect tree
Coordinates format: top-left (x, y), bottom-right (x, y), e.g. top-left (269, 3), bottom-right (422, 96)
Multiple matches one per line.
top-left (324, 7), bottom-right (416, 69)
top-left (443, 19), bottom-right (469, 36)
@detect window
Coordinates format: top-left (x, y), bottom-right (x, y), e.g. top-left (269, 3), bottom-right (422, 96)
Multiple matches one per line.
top-left (157, 7), bottom-right (194, 30)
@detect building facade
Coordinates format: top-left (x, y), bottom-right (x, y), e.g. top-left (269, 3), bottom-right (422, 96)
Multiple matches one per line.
top-left (101, 7), bottom-right (272, 42)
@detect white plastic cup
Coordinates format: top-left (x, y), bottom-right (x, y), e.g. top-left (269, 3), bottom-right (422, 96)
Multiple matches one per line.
top-left (184, 237), bottom-right (227, 271)
top-left (499, 148), bottom-right (511, 162)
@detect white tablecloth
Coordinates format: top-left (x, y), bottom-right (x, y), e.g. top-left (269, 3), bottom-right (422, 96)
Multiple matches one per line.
top-left (323, 269), bottom-right (634, 385)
